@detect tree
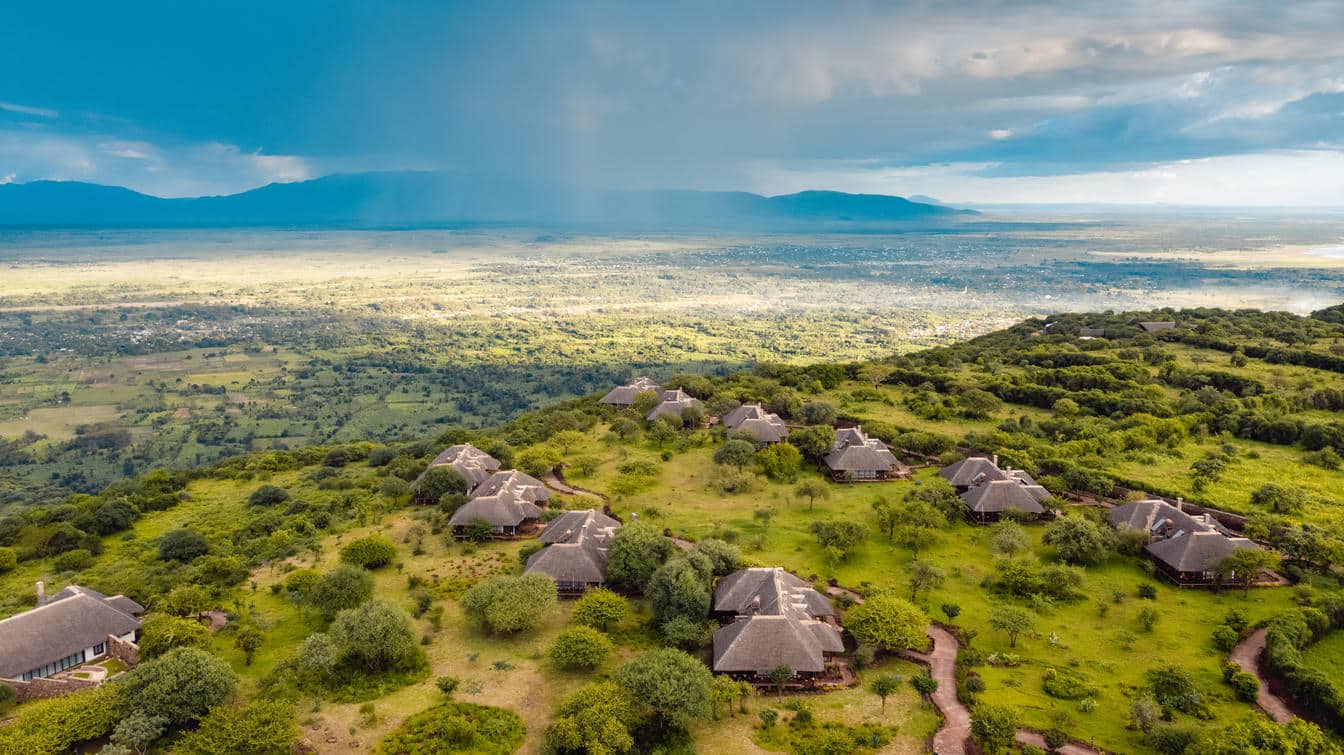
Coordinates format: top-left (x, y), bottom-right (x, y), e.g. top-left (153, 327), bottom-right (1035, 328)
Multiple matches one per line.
top-left (1214, 548), bottom-right (1279, 596)
top-left (233, 625), bottom-right (264, 665)
top-left (910, 673), bottom-right (939, 696)
top-left (810, 520), bottom-right (866, 561)
top-left (120, 647), bottom-right (238, 726)
top-left (610, 417), bottom-right (642, 441)
top-left (955, 389), bottom-right (1002, 419)
top-left (890, 500), bottom-right (947, 557)
top-left (138, 614), bottom-right (211, 658)
top-left (107, 712), bottom-right (167, 755)
top-left (858, 363), bottom-right (896, 389)
top-left (543, 681), bottom-right (641, 755)
top-left (615, 648), bottom-right (714, 722)
top-left (1137, 606), bottom-right (1161, 632)
top-left (1042, 516), bottom-right (1114, 566)
top-left (660, 615), bottom-right (713, 650)
top-left (1147, 666), bottom-right (1205, 715)
top-left (648, 416), bottom-right (680, 446)
top-left (797, 401), bottom-right (837, 426)
top-left (767, 665), bottom-right (795, 696)
top-left (908, 561), bottom-right (946, 603)
top-left (790, 425), bottom-right (836, 460)
top-left (293, 633), bottom-right (337, 684)
top-left (1130, 697), bottom-right (1161, 733)
top-left (692, 538), bottom-right (741, 576)
top-left (794, 479), bottom-right (830, 510)
top-left (971, 704), bottom-right (1020, 753)
top-left (175, 699), bottom-right (298, 755)
top-left (605, 522), bottom-right (674, 592)
top-left (757, 442), bottom-right (802, 481)
top-left (905, 477), bottom-right (962, 522)
top-left (869, 674), bottom-right (902, 711)
top-left (988, 606), bottom-right (1033, 648)
top-left (989, 521), bottom-right (1028, 556)
top-left (311, 564), bottom-right (374, 620)
top-left (941, 603), bottom-right (961, 622)
top-left (648, 556), bottom-right (711, 625)
top-left (158, 584), bottom-right (212, 617)
top-left (416, 465), bottom-right (469, 501)
top-left (1250, 482), bottom-right (1307, 515)
top-left (283, 568), bottom-right (320, 602)
top-left (460, 573), bottom-right (558, 634)
top-left (158, 528), bottom-right (208, 562)
top-left (247, 485), bottom-right (290, 507)
top-left (714, 439), bottom-right (757, 468)
top-left (550, 626), bottom-right (614, 671)
top-left (0, 547), bottom-right (16, 573)
top-left (1052, 398), bottom-right (1080, 418)
top-left (843, 594), bottom-right (929, 650)
top-left (338, 535), bottom-right (397, 569)
top-left (571, 588), bottom-right (629, 631)
top-left (329, 600), bottom-right (421, 672)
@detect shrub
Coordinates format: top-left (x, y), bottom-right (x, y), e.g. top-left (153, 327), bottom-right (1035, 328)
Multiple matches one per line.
top-left (120, 647), bottom-right (237, 726)
top-left (0, 546), bottom-right (16, 573)
top-left (549, 626), bottom-right (614, 671)
top-left (339, 535), bottom-right (397, 569)
top-left (970, 703), bottom-right (1019, 753)
top-left (138, 614), bottom-right (212, 658)
top-left (374, 702), bottom-right (524, 755)
top-left (175, 699), bottom-right (298, 755)
top-left (158, 528), bottom-right (209, 562)
top-left (460, 574), bottom-right (558, 635)
top-left (248, 485), bottom-right (290, 507)
top-left (311, 565), bottom-right (375, 619)
top-left (329, 600), bottom-right (423, 673)
top-left (52, 548), bottom-right (94, 572)
top-left (1228, 671), bottom-right (1260, 702)
top-left (843, 594), bottom-right (928, 651)
top-left (1211, 624), bottom-right (1240, 652)
top-left (1041, 667), bottom-right (1095, 700)
top-left (571, 588), bottom-right (630, 631)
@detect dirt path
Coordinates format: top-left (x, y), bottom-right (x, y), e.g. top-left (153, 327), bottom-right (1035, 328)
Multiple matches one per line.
top-left (1229, 628), bottom-right (1294, 724)
top-left (900, 626), bottom-right (1104, 755)
top-left (542, 468), bottom-right (607, 500)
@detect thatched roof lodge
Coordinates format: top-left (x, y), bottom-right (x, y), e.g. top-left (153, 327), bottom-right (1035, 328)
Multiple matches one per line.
top-left (711, 567), bottom-right (843, 679)
top-left (722, 403), bottom-right (789, 445)
top-left (823, 426), bottom-right (906, 481)
top-left (524, 510), bottom-right (621, 594)
top-left (1109, 499), bottom-right (1262, 585)
top-left (599, 377), bottom-right (662, 408)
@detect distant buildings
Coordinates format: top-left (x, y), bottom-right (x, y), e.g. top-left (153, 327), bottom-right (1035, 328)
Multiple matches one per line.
top-left (524, 509), bottom-right (621, 594)
top-left (646, 388), bottom-right (703, 423)
top-left (0, 584), bottom-right (142, 685)
top-left (823, 426), bottom-right (906, 481)
top-left (711, 567), bottom-right (843, 680)
top-left (424, 443), bottom-right (501, 491)
top-left (1109, 499), bottom-right (1261, 585)
top-left (599, 376), bottom-right (662, 409)
top-left (939, 456), bottom-right (1050, 522)
top-left (722, 403), bottom-right (789, 445)
top-left (1136, 321), bottom-right (1177, 333)
top-left (447, 469), bottom-right (549, 538)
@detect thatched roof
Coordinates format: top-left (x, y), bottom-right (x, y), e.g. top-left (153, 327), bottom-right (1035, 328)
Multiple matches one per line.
top-left (426, 443), bottom-right (500, 489)
top-left (939, 457), bottom-right (1008, 488)
top-left (448, 490), bottom-right (543, 528)
top-left (599, 377), bottom-right (662, 406)
top-left (1147, 531), bottom-right (1259, 573)
top-left (712, 615), bottom-right (844, 675)
top-left (646, 389), bottom-right (702, 421)
top-left (714, 567), bottom-right (835, 619)
top-left (0, 586), bottom-right (142, 679)
top-left (824, 443), bottom-right (898, 473)
top-left (1138, 321), bottom-right (1177, 332)
top-left (472, 470), bottom-right (550, 503)
top-left (1108, 499), bottom-right (1228, 537)
top-left (525, 510), bottom-right (620, 585)
top-left (960, 479), bottom-right (1047, 515)
top-left (731, 416), bottom-right (789, 444)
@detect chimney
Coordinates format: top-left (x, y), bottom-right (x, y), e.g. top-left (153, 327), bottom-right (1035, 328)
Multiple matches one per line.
top-left (991, 454), bottom-right (999, 466)
top-left (750, 595), bottom-right (761, 616)
top-left (1175, 497), bottom-right (1183, 511)
top-left (36, 581), bottom-right (45, 604)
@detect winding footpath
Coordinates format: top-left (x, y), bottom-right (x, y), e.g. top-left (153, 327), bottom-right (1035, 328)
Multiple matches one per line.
top-left (900, 626), bottom-right (1103, 755)
top-left (1229, 628), bottom-right (1294, 724)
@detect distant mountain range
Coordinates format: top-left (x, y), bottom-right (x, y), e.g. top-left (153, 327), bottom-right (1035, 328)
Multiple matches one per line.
top-left (0, 172), bottom-right (975, 229)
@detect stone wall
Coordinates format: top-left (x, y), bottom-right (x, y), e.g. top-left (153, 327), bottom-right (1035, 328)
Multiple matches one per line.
top-left (106, 633), bottom-right (140, 667)
top-left (3, 674), bottom-right (98, 702)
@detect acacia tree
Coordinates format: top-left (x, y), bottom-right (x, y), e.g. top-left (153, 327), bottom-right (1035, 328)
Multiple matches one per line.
top-left (1042, 516), bottom-right (1114, 566)
top-left (988, 606), bottom-right (1034, 648)
top-left (908, 561), bottom-right (946, 603)
top-left (768, 665), bottom-right (795, 697)
top-left (795, 480), bottom-right (831, 510)
top-left (890, 500), bottom-right (947, 557)
top-left (1215, 548), bottom-right (1280, 596)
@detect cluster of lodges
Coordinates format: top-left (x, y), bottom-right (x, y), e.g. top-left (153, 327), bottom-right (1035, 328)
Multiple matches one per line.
top-left (824, 426), bottom-right (909, 481)
top-left (599, 376), bottom-right (704, 423)
top-left (0, 583), bottom-right (142, 684)
top-left (711, 567), bottom-right (844, 682)
top-left (1109, 498), bottom-right (1262, 585)
top-left (939, 455), bottom-right (1051, 521)
top-left (418, 443), bottom-right (552, 538)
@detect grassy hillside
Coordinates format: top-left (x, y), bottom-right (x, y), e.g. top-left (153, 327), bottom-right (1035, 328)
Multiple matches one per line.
top-left (2, 304), bottom-right (1343, 754)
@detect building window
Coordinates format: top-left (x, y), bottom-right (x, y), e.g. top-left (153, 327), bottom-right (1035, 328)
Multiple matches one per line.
top-left (94, 642), bottom-right (106, 656)
top-left (21, 650), bottom-right (86, 681)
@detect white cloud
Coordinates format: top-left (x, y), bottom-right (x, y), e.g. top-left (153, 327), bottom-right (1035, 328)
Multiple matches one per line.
top-left (0, 173), bottom-right (14, 184)
top-left (740, 151), bottom-right (1344, 207)
top-left (0, 101), bottom-right (58, 118)
top-left (988, 129), bottom-right (1013, 140)
top-left (0, 129), bottom-right (312, 196)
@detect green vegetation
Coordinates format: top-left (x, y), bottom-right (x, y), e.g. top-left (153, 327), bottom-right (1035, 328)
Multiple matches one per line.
top-left (375, 701), bottom-right (524, 755)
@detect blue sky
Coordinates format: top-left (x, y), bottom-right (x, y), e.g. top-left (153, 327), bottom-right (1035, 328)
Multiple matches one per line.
top-left (2, 0), bottom-right (1343, 204)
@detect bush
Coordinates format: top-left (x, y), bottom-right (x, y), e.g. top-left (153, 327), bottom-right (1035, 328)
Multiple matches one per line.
top-left (158, 528), bottom-right (208, 562)
top-left (175, 699), bottom-right (298, 755)
top-left (571, 588), bottom-right (630, 631)
top-left (138, 614), bottom-right (212, 658)
top-left (52, 548), bottom-right (94, 572)
top-left (0, 546), bottom-right (16, 573)
top-left (0, 684), bottom-right (124, 753)
top-left (247, 485), bottom-right (290, 507)
top-left (970, 703), bottom-right (1019, 753)
top-left (460, 574), bottom-right (558, 635)
top-left (339, 535), bottom-right (397, 569)
top-left (329, 600), bottom-right (423, 673)
top-left (120, 647), bottom-right (238, 726)
top-left (1211, 624), bottom-right (1240, 652)
top-left (374, 702), bottom-right (524, 755)
top-left (311, 565), bottom-right (375, 619)
top-left (1041, 667), bottom-right (1094, 700)
top-left (1228, 671), bottom-right (1260, 702)
top-left (549, 626), bottom-right (614, 671)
